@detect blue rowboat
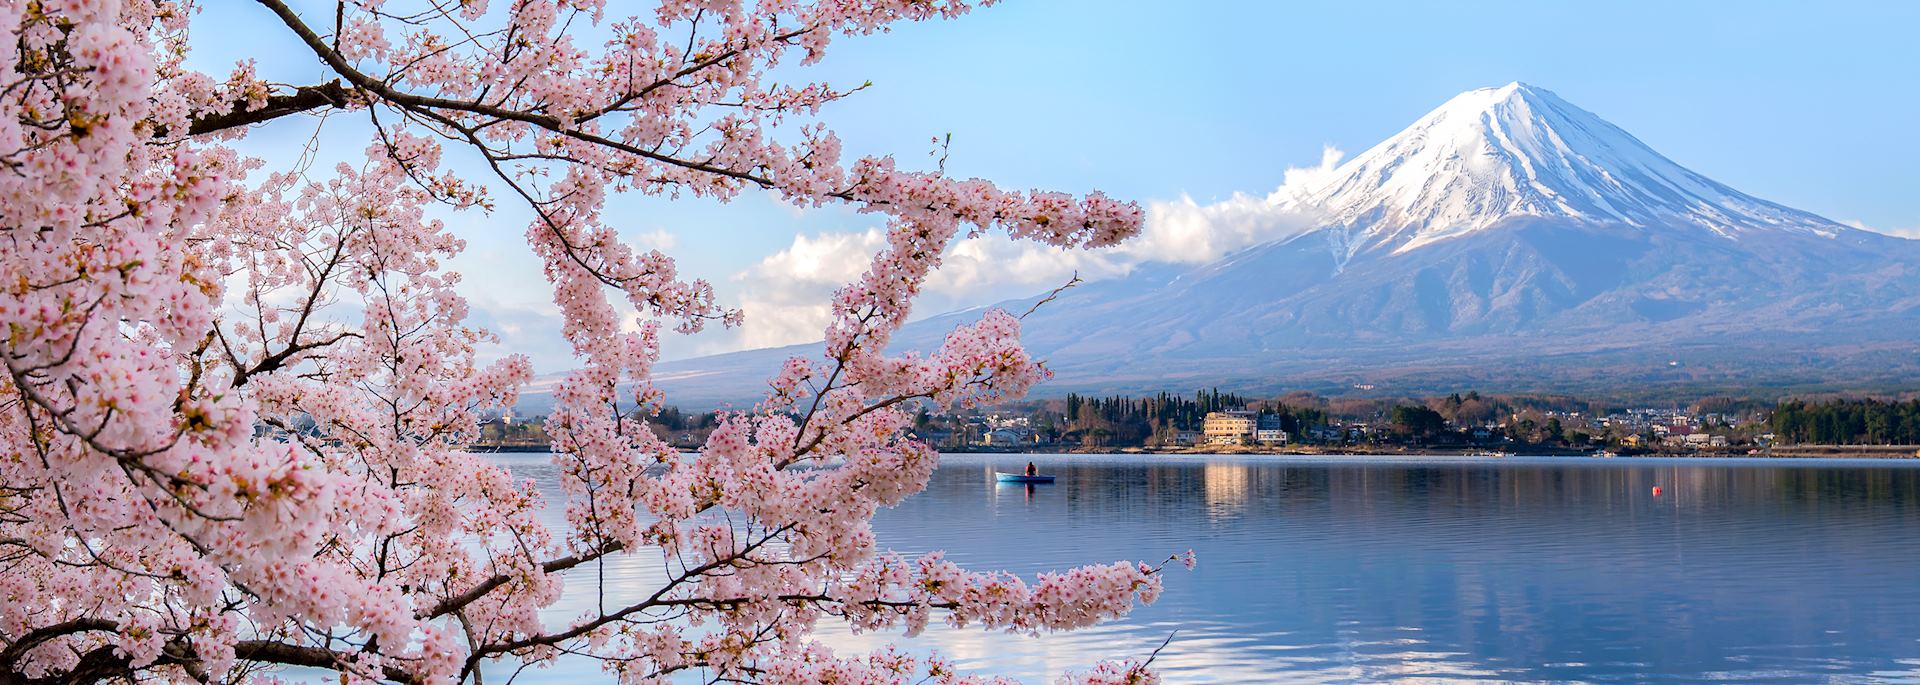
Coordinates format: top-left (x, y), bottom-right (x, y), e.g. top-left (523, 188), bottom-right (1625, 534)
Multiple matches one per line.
top-left (996, 473), bottom-right (1055, 484)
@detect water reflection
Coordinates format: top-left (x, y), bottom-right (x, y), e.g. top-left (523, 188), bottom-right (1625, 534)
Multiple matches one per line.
top-left (1203, 462), bottom-right (1249, 515)
top-left (494, 453), bottom-right (1920, 683)
top-left (988, 468), bottom-right (1054, 504)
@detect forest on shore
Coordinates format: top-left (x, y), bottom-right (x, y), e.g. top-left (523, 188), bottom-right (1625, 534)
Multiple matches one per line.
top-left (474, 392), bottom-right (1920, 453)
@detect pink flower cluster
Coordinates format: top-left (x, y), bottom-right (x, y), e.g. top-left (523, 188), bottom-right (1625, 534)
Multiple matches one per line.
top-left (0, 1), bottom-right (1176, 683)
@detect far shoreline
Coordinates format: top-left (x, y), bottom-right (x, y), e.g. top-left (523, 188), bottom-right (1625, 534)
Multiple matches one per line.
top-left (933, 444), bottom-right (1920, 460)
top-left (466, 444), bottom-right (1920, 459)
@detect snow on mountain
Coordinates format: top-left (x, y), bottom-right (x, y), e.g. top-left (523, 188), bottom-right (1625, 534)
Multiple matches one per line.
top-left (625, 84), bottom-right (1920, 408)
top-left (1298, 82), bottom-right (1846, 258)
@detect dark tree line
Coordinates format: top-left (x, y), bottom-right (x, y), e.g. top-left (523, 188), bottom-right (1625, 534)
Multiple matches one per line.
top-left (1060, 389), bottom-right (1327, 445)
top-left (1065, 389), bottom-right (1247, 428)
top-left (1770, 399), bottom-right (1920, 445)
top-left (1389, 405), bottom-right (1448, 437)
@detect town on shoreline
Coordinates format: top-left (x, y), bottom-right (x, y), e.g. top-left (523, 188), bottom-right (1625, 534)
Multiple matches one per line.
top-left (934, 443), bottom-right (1920, 459)
top-left (466, 390), bottom-right (1920, 459)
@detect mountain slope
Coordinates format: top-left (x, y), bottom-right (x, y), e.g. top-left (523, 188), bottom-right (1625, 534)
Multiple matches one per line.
top-left (629, 83), bottom-right (1920, 408)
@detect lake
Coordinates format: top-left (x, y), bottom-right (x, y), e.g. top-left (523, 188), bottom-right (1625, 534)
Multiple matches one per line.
top-left (491, 453), bottom-right (1920, 683)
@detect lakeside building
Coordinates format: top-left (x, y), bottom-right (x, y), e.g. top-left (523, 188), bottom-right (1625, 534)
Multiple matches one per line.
top-left (1253, 414), bottom-right (1290, 445)
top-left (983, 426), bottom-right (1036, 446)
top-left (914, 429), bottom-right (956, 446)
top-left (1203, 411), bottom-right (1258, 446)
top-left (1306, 425), bottom-right (1345, 443)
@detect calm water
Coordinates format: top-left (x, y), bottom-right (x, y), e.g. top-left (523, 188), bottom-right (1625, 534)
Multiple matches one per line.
top-left (491, 454), bottom-right (1920, 683)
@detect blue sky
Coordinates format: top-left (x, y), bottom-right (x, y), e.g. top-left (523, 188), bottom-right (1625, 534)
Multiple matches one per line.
top-left (197, 1), bottom-right (1920, 369)
top-left (789, 0), bottom-right (1918, 228)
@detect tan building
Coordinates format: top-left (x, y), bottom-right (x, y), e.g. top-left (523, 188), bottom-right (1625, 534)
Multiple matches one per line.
top-left (1203, 411), bottom-right (1257, 446)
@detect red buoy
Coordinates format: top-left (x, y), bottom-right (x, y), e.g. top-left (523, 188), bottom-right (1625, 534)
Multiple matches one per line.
top-left (1651, 486), bottom-right (1663, 496)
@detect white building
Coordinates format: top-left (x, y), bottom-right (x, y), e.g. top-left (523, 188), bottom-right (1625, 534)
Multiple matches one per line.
top-left (983, 427), bottom-right (1034, 446)
top-left (1203, 411), bottom-right (1257, 446)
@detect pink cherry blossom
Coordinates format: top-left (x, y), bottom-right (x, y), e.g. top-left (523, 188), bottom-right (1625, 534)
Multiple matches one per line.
top-left (0, 1), bottom-right (1175, 683)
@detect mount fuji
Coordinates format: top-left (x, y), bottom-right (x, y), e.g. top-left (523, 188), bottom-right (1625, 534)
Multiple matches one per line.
top-left (637, 83), bottom-right (1920, 407)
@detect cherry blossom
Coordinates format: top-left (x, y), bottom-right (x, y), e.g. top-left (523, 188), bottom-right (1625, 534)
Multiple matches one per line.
top-left (0, 1), bottom-right (1169, 683)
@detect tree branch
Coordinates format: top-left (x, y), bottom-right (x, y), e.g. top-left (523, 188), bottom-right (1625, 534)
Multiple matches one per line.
top-left (0, 618), bottom-right (117, 666)
top-left (0, 632), bottom-right (421, 685)
top-left (421, 541), bottom-right (625, 619)
top-left (179, 80), bottom-right (353, 136)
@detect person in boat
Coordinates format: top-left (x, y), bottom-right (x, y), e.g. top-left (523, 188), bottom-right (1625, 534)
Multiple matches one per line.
top-left (1024, 462), bottom-right (1038, 477)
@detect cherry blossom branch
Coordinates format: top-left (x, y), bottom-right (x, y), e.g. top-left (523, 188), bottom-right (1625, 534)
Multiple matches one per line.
top-left (255, 0), bottom-right (780, 184)
top-left (175, 80), bottom-right (354, 137)
top-left (2, 2), bottom-right (1156, 683)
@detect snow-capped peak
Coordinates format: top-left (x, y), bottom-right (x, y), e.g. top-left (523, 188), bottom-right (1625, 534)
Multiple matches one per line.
top-left (1298, 82), bottom-right (1844, 254)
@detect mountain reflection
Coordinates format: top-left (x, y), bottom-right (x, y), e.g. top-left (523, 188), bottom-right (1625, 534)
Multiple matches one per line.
top-left (491, 454), bottom-right (1920, 684)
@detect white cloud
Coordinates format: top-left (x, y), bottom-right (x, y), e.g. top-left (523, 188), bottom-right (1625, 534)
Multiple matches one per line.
top-left (924, 235), bottom-right (1129, 300)
top-left (715, 146), bottom-right (1349, 352)
top-left (1122, 145), bottom-right (1341, 264)
top-left (1844, 219), bottom-right (1920, 239)
top-left (722, 229), bottom-right (1131, 352)
top-left (730, 229), bottom-right (888, 350)
top-left (630, 229), bottom-right (678, 250)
